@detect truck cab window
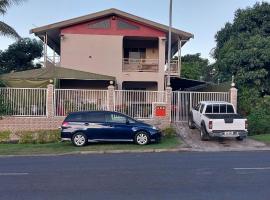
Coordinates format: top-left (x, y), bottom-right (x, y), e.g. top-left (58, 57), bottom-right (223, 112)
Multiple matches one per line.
top-left (200, 104), bottom-right (205, 113)
top-left (205, 105), bottom-right (212, 113)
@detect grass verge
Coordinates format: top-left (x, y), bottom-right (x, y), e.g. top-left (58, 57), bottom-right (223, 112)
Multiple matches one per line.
top-left (250, 134), bottom-right (270, 144)
top-left (0, 136), bottom-right (181, 156)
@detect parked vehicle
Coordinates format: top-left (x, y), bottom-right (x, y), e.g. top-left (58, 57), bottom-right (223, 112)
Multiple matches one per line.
top-left (188, 101), bottom-right (248, 141)
top-left (61, 111), bottom-right (162, 147)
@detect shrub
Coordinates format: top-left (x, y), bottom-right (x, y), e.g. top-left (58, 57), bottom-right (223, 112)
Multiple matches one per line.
top-left (18, 130), bottom-right (60, 144)
top-left (247, 96), bottom-right (270, 135)
top-left (0, 131), bottom-right (11, 143)
top-left (162, 126), bottom-right (177, 137)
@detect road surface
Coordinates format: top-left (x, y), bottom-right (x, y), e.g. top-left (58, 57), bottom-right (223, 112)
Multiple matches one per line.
top-left (0, 152), bottom-right (270, 200)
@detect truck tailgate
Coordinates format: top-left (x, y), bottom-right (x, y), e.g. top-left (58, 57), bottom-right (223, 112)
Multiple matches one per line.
top-left (212, 118), bottom-right (246, 130)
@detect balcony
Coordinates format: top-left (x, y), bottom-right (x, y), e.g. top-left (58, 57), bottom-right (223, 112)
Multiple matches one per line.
top-left (165, 60), bottom-right (180, 77)
top-left (122, 58), bottom-right (159, 72)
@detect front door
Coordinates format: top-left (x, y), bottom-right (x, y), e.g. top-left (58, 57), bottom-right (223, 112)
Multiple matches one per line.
top-left (104, 113), bottom-right (134, 140)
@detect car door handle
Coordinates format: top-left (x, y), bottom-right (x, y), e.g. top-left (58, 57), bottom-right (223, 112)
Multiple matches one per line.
top-left (84, 123), bottom-right (89, 126)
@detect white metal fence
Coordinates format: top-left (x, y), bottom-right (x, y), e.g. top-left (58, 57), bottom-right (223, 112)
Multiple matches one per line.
top-left (54, 89), bottom-right (108, 116)
top-left (172, 91), bottom-right (230, 122)
top-left (0, 88), bottom-right (47, 116)
top-left (114, 90), bottom-right (166, 119)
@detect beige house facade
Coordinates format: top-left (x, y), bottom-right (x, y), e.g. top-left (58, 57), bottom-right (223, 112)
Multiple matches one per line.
top-left (30, 8), bottom-right (193, 90)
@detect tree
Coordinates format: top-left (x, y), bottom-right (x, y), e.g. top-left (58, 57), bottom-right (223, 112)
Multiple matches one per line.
top-left (213, 2), bottom-right (270, 94)
top-left (0, 38), bottom-right (43, 74)
top-left (0, 0), bottom-right (26, 39)
top-left (175, 53), bottom-right (210, 81)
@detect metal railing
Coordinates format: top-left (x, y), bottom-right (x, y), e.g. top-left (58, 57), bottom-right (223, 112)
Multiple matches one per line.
top-left (114, 90), bottom-right (166, 119)
top-left (165, 60), bottom-right (180, 75)
top-left (172, 91), bottom-right (230, 122)
top-left (0, 88), bottom-right (47, 116)
top-left (122, 58), bottom-right (159, 72)
top-left (54, 89), bottom-right (108, 116)
top-left (47, 55), bottom-right (61, 66)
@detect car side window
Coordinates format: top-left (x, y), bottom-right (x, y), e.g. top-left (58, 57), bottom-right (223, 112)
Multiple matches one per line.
top-left (106, 113), bottom-right (127, 124)
top-left (65, 113), bottom-right (87, 122)
top-left (205, 105), bottom-right (212, 113)
top-left (227, 105), bottom-right (234, 113)
top-left (213, 105), bottom-right (219, 113)
top-left (87, 112), bottom-right (105, 123)
top-left (200, 104), bottom-right (205, 113)
top-left (194, 103), bottom-right (201, 111)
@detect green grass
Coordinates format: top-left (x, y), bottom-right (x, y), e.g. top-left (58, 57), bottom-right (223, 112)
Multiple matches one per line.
top-left (250, 134), bottom-right (270, 144)
top-left (0, 136), bottom-right (181, 156)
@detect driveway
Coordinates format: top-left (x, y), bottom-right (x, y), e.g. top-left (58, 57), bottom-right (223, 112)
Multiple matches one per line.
top-left (175, 122), bottom-right (269, 151)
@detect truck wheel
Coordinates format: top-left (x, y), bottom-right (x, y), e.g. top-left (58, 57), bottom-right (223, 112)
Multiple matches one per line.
top-left (188, 114), bottom-right (196, 129)
top-left (236, 136), bottom-right (244, 141)
top-left (200, 125), bottom-right (209, 141)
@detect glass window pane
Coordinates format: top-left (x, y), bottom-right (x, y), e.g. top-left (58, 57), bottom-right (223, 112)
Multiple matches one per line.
top-left (106, 113), bottom-right (127, 123)
top-left (205, 105), bottom-right (212, 113)
top-left (227, 105), bottom-right (234, 113)
top-left (220, 104), bottom-right (226, 113)
top-left (213, 105), bottom-right (219, 113)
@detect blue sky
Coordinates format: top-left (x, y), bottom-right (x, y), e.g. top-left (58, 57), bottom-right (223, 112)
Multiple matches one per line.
top-left (0, 0), bottom-right (267, 62)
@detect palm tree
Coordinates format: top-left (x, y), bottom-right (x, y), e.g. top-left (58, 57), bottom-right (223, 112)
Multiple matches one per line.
top-left (0, 0), bottom-right (26, 39)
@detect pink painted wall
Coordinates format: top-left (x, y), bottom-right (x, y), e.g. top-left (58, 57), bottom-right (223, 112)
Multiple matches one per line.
top-left (61, 16), bottom-right (166, 37)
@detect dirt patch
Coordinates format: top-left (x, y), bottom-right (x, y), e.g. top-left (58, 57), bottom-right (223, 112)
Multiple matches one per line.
top-left (175, 122), bottom-right (269, 151)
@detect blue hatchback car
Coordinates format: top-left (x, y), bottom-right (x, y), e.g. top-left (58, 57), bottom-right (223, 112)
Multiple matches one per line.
top-left (61, 111), bottom-right (162, 147)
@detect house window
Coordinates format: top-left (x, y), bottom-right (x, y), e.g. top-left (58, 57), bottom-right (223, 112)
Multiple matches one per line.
top-left (124, 48), bottom-right (146, 59)
top-left (88, 19), bottom-right (110, 29)
top-left (117, 20), bottom-right (139, 30)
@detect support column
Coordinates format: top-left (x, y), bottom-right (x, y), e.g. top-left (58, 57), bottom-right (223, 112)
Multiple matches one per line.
top-left (46, 83), bottom-right (54, 118)
top-left (107, 81), bottom-right (115, 111)
top-left (166, 86), bottom-right (172, 122)
top-left (230, 83), bottom-right (238, 112)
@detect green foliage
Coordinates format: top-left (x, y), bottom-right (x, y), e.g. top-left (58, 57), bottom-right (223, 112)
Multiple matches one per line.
top-left (162, 126), bottom-right (177, 137)
top-left (0, 0), bottom-right (26, 39)
top-left (0, 94), bottom-right (10, 117)
top-left (213, 2), bottom-right (270, 93)
top-left (18, 130), bottom-right (60, 144)
top-left (247, 96), bottom-right (270, 135)
top-left (0, 131), bottom-right (11, 142)
top-left (174, 53), bottom-right (211, 81)
top-left (0, 38), bottom-right (43, 74)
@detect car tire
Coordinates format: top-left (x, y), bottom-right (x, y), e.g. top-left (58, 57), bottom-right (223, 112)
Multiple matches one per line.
top-left (72, 132), bottom-right (87, 147)
top-left (200, 125), bottom-right (209, 141)
top-left (188, 114), bottom-right (196, 129)
top-left (135, 131), bottom-right (149, 145)
top-left (236, 136), bottom-right (244, 141)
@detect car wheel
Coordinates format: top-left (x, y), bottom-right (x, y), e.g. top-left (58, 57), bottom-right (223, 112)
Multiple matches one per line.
top-left (188, 114), bottom-right (196, 129)
top-left (135, 131), bottom-right (149, 145)
top-left (200, 125), bottom-right (209, 141)
top-left (72, 132), bottom-right (87, 147)
top-left (236, 136), bottom-right (244, 141)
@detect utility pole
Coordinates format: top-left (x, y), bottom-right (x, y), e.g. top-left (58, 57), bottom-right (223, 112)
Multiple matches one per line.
top-left (167, 0), bottom-right (172, 87)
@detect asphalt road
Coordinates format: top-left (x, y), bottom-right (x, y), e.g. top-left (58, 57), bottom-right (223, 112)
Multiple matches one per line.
top-left (0, 152), bottom-right (270, 200)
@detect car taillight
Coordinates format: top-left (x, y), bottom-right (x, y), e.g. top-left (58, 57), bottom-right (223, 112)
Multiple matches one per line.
top-left (209, 121), bottom-right (213, 129)
top-left (62, 122), bottom-right (70, 128)
top-left (245, 120), bottom-right (248, 129)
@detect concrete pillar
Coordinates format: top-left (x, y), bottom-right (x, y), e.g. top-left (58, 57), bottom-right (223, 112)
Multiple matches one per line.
top-left (46, 84), bottom-right (54, 118)
top-left (166, 86), bottom-right (172, 122)
top-left (230, 85), bottom-right (238, 112)
top-left (107, 82), bottom-right (115, 111)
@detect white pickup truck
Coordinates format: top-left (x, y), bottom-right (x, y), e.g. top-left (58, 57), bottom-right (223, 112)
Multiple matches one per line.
top-left (188, 101), bottom-right (248, 141)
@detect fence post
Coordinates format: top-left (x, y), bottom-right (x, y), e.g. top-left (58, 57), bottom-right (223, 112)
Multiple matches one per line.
top-left (166, 87), bottom-right (172, 122)
top-left (107, 81), bottom-right (115, 111)
top-left (46, 84), bottom-right (54, 118)
top-left (230, 83), bottom-right (238, 112)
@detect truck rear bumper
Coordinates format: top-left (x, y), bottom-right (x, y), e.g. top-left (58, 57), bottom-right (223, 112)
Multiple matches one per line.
top-left (209, 130), bottom-right (248, 138)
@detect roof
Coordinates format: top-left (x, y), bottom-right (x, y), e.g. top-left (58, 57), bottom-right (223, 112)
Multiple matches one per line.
top-left (0, 66), bottom-right (115, 81)
top-left (200, 101), bottom-right (231, 104)
top-left (30, 8), bottom-right (194, 53)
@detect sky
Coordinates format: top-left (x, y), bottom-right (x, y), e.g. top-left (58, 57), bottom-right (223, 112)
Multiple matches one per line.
top-left (0, 0), bottom-right (268, 62)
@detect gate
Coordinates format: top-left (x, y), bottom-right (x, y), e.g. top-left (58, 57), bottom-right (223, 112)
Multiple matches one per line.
top-left (172, 91), bottom-right (230, 122)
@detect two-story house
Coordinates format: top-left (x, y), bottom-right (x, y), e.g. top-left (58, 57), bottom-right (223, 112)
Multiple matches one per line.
top-left (30, 8), bottom-right (193, 91)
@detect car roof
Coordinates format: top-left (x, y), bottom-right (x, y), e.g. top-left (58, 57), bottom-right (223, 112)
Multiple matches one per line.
top-left (200, 101), bottom-right (232, 104)
top-left (68, 110), bottom-right (126, 115)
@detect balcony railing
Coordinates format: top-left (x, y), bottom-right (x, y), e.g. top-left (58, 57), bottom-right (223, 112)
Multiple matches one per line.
top-left (122, 58), bottom-right (159, 72)
top-left (165, 60), bottom-right (180, 76)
